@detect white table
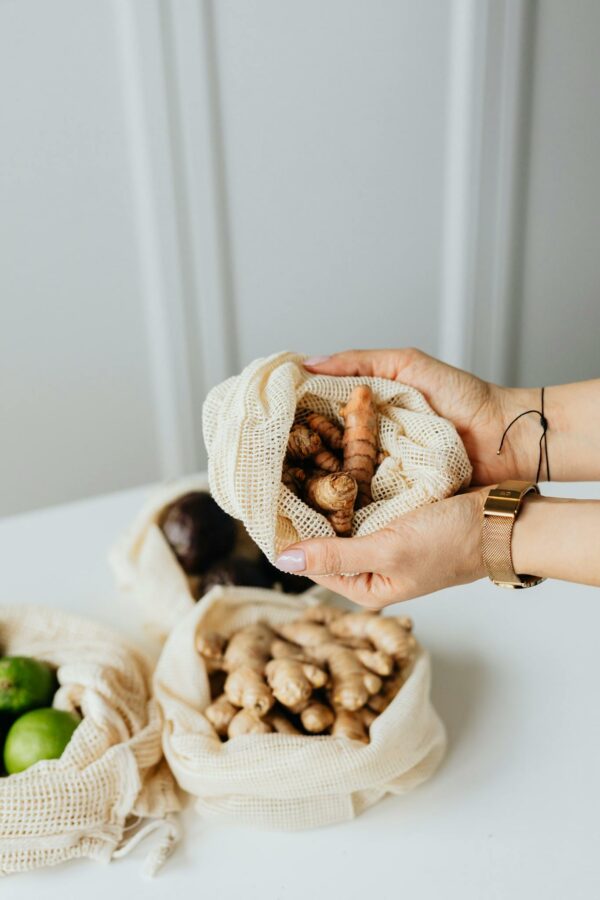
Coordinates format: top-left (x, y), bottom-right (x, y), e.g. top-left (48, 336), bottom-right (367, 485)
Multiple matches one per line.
top-left (1, 482), bottom-right (599, 899)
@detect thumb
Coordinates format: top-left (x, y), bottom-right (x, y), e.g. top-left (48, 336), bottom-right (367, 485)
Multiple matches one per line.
top-left (275, 533), bottom-right (389, 577)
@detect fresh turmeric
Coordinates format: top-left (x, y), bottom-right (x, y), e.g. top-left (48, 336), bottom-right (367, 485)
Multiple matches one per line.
top-left (287, 425), bottom-right (321, 460)
top-left (306, 412), bottom-right (344, 450)
top-left (305, 471), bottom-right (357, 536)
top-left (339, 385), bottom-right (378, 509)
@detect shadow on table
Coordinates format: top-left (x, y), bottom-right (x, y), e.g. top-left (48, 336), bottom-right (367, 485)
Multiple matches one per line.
top-left (427, 647), bottom-right (490, 765)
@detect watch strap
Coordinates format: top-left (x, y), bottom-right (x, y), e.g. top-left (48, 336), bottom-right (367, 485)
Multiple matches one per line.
top-left (482, 481), bottom-right (544, 589)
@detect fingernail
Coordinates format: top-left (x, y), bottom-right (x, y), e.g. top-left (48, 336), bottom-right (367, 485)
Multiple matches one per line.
top-left (275, 549), bottom-right (307, 572)
top-left (303, 355), bottom-right (330, 367)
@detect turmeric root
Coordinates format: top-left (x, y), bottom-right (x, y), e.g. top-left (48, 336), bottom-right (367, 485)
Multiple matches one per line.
top-left (287, 425), bottom-right (321, 460)
top-left (300, 701), bottom-right (335, 733)
top-left (340, 385), bottom-right (378, 509)
top-left (281, 464), bottom-right (307, 495)
top-left (313, 447), bottom-right (341, 473)
top-left (306, 412), bottom-right (344, 450)
top-left (265, 658), bottom-right (328, 713)
top-left (330, 612), bottom-right (416, 662)
top-left (205, 694), bottom-right (237, 736)
top-left (305, 471), bottom-right (357, 536)
top-left (375, 449), bottom-right (389, 466)
top-left (332, 709), bottom-right (369, 743)
top-left (227, 708), bottom-right (273, 738)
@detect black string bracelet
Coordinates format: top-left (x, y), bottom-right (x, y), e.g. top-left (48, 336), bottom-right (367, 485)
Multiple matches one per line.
top-left (496, 387), bottom-right (551, 482)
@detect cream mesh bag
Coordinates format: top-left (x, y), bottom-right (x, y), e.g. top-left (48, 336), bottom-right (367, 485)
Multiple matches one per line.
top-left (0, 606), bottom-right (180, 877)
top-left (110, 475), bottom-right (334, 643)
top-left (153, 586), bottom-right (446, 831)
top-left (203, 351), bottom-right (472, 559)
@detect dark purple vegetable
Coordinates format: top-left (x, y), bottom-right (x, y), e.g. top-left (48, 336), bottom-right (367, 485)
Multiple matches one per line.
top-left (198, 557), bottom-right (277, 597)
top-left (259, 554), bottom-right (313, 594)
top-left (160, 492), bottom-right (236, 574)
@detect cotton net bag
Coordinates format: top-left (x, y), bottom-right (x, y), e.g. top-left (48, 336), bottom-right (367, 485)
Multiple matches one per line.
top-left (203, 351), bottom-right (472, 559)
top-left (153, 586), bottom-right (446, 831)
top-left (110, 474), bottom-right (334, 643)
top-left (0, 606), bottom-right (180, 877)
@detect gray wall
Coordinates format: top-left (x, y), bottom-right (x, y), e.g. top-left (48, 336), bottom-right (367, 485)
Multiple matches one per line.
top-left (1, 0), bottom-right (599, 516)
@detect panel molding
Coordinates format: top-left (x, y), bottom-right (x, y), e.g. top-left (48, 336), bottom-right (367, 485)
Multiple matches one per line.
top-left (439, 0), bottom-right (535, 385)
top-left (114, 0), bottom-right (237, 477)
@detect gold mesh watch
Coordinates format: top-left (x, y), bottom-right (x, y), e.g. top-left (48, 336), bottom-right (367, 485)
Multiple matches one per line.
top-left (482, 480), bottom-right (545, 589)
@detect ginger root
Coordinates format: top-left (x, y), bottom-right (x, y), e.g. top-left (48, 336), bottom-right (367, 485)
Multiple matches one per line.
top-left (300, 701), bottom-right (335, 733)
top-left (330, 612), bottom-right (416, 662)
top-left (339, 385), bottom-right (378, 509)
top-left (197, 606), bottom-right (416, 743)
top-left (223, 624), bottom-right (276, 716)
top-left (332, 709), bottom-right (369, 743)
top-left (205, 693), bottom-right (237, 736)
top-left (228, 708), bottom-right (273, 738)
top-left (265, 658), bottom-right (328, 713)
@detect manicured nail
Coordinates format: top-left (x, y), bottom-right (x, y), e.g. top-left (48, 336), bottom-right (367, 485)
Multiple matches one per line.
top-left (303, 355), bottom-right (330, 367)
top-left (275, 549), bottom-right (307, 572)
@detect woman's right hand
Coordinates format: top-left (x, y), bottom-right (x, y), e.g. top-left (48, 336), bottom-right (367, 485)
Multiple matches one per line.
top-left (304, 348), bottom-right (542, 485)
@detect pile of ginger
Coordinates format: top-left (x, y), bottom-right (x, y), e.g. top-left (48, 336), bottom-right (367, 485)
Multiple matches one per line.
top-left (198, 605), bottom-right (416, 743)
top-left (282, 385), bottom-right (388, 536)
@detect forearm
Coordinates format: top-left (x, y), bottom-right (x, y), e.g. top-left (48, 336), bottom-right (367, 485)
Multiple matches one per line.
top-left (512, 495), bottom-right (600, 586)
top-left (501, 380), bottom-right (600, 482)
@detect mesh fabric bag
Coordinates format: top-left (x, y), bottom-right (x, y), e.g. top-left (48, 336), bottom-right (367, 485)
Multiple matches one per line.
top-left (0, 606), bottom-right (180, 876)
top-left (203, 351), bottom-right (472, 559)
top-left (153, 586), bottom-right (446, 831)
top-left (110, 475), bottom-right (335, 643)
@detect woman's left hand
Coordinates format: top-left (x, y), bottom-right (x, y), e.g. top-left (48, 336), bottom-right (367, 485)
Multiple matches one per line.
top-left (275, 488), bottom-right (488, 608)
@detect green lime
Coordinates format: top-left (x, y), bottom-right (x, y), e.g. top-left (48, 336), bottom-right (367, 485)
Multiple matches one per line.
top-left (3, 708), bottom-right (81, 774)
top-left (0, 657), bottom-right (57, 714)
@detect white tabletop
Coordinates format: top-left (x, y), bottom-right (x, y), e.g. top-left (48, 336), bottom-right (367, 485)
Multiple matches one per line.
top-left (1, 481), bottom-right (599, 899)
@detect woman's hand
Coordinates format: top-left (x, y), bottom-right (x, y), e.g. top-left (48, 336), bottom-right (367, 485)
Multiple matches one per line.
top-left (276, 489), bottom-right (488, 609)
top-left (304, 348), bottom-right (541, 485)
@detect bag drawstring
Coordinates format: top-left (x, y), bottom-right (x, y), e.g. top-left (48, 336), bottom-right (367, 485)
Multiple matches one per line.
top-left (113, 813), bottom-right (180, 878)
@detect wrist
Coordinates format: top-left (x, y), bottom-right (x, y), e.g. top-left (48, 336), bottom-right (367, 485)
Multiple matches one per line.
top-left (495, 386), bottom-right (543, 481)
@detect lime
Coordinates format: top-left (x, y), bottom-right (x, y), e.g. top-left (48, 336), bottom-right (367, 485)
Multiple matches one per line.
top-left (0, 657), bottom-right (57, 714)
top-left (3, 708), bottom-right (80, 774)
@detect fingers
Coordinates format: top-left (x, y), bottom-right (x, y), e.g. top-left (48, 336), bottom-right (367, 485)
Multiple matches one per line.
top-left (304, 348), bottom-right (430, 382)
top-left (275, 533), bottom-right (389, 578)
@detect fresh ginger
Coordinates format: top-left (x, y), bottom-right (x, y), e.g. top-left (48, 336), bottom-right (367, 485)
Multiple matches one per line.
top-left (223, 624), bottom-right (276, 716)
top-left (330, 612), bottom-right (416, 662)
top-left (300, 701), bottom-right (335, 733)
top-left (197, 607), bottom-right (415, 742)
top-left (265, 658), bottom-right (328, 713)
top-left (332, 709), bottom-right (369, 743)
top-left (306, 412), bottom-right (344, 450)
top-left (267, 710), bottom-right (302, 734)
top-left (301, 604), bottom-right (344, 626)
top-left (305, 472), bottom-right (357, 536)
top-left (339, 385), bottom-right (378, 509)
top-left (205, 693), bottom-right (237, 736)
top-left (228, 708), bottom-right (273, 738)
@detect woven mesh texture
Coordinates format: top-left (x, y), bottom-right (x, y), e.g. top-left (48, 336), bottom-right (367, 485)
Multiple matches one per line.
top-left (153, 586), bottom-right (446, 831)
top-left (203, 351), bottom-right (472, 559)
top-left (0, 606), bottom-right (179, 875)
top-left (110, 474), bottom-right (337, 643)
